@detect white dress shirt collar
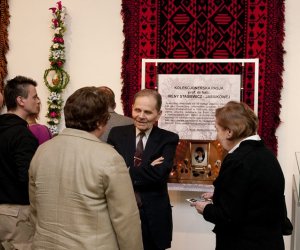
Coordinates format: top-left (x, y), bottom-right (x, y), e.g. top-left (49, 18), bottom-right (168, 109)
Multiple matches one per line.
top-left (228, 134), bottom-right (261, 154)
top-left (135, 128), bottom-right (152, 146)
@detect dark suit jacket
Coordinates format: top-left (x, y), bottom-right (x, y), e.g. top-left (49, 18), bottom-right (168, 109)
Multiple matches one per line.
top-left (203, 140), bottom-right (285, 250)
top-left (100, 108), bottom-right (133, 142)
top-left (108, 124), bottom-right (179, 249)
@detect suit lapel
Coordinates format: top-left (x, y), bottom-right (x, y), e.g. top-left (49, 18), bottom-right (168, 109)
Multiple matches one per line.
top-left (143, 126), bottom-right (160, 162)
top-left (125, 125), bottom-right (136, 167)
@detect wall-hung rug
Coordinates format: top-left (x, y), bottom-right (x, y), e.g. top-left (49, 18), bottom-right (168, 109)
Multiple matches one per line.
top-left (121, 0), bottom-right (285, 154)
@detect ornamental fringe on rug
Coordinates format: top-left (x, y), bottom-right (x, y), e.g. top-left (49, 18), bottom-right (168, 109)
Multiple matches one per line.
top-left (0, 0), bottom-right (9, 92)
top-left (121, 0), bottom-right (285, 155)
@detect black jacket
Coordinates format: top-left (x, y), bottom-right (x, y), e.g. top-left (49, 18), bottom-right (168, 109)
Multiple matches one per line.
top-left (0, 113), bottom-right (38, 204)
top-left (108, 124), bottom-right (179, 249)
top-left (203, 140), bottom-right (285, 250)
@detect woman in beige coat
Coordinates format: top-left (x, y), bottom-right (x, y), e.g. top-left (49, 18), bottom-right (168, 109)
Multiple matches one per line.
top-left (29, 87), bottom-right (143, 250)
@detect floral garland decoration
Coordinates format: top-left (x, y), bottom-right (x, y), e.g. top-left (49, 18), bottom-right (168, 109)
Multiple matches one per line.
top-left (44, 1), bottom-right (70, 135)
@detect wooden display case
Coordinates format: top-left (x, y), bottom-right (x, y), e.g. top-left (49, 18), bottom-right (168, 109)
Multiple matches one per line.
top-left (169, 140), bottom-right (226, 184)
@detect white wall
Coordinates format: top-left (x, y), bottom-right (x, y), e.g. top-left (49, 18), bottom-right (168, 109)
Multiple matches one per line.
top-left (277, 1), bottom-right (300, 249)
top-left (6, 0), bottom-right (124, 120)
top-left (6, 0), bottom-right (300, 249)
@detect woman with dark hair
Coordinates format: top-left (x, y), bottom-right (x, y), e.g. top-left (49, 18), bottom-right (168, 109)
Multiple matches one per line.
top-left (29, 87), bottom-right (143, 250)
top-left (191, 101), bottom-right (286, 250)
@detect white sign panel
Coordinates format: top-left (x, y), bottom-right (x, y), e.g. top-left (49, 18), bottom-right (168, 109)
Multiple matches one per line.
top-left (158, 74), bottom-right (241, 140)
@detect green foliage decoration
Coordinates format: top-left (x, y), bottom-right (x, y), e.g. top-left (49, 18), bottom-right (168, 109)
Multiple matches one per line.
top-left (44, 1), bottom-right (70, 135)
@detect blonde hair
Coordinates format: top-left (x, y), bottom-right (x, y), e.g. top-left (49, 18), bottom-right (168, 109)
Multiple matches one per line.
top-left (215, 101), bottom-right (258, 140)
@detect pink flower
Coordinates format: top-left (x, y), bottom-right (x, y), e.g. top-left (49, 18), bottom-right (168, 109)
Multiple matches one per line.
top-left (50, 112), bottom-right (57, 118)
top-left (57, 1), bottom-right (62, 10)
top-left (52, 19), bottom-right (58, 28)
top-left (49, 7), bottom-right (57, 13)
top-left (52, 37), bottom-right (64, 44)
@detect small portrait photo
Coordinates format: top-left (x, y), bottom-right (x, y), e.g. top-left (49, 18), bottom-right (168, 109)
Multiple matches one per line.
top-left (191, 143), bottom-right (208, 166)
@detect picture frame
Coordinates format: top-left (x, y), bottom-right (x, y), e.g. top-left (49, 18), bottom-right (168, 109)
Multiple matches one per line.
top-left (190, 142), bottom-right (209, 167)
top-left (168, 139), bottom-right (224, 184)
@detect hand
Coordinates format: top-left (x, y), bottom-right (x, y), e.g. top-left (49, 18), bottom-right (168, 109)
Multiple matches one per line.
top-left (190, 201), bottom-right (211, 214)
top-left (201, 192), bottom-right (213, 200)
top-left (151, 156), bottom-right (164, 166)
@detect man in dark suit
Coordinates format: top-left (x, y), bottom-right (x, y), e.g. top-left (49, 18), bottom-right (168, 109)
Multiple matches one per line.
top-left (108, 89), bottom-right (179, 250)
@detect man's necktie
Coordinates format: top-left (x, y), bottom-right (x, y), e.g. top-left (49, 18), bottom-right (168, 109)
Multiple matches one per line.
top-left (133, 132), bottom-right (145, 208)
top-left (134, 132), bottom-right (145, 167)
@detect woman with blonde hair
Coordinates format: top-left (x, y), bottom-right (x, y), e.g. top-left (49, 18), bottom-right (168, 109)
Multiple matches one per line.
top-left (191, 101), bottom-right (286, 250)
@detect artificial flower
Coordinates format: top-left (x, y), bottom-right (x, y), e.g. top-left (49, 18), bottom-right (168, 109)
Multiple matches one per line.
top-left (52, 19), bottom-right (58, 28)
top-left (49, 7), bottom-right (56, 13)
top-left (50, 111), bottom-right (57, 118)
top-left (44, 1), bottom-right (69, 135)
top-left (55, 27), bottom-right (61, 34)
top-left (57, 1), bottom-right (62, 10)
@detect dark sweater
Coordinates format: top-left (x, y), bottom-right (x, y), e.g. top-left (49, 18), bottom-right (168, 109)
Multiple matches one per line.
top-left (0, 113), bottom-right (38, 204)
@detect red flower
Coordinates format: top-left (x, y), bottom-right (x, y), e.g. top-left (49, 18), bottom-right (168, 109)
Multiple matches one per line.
top-left (52, 19), bottom-right (58, 28)
top-left (57, 61), bottom-right (63, 67)
top-left (52, 37), bottom-right (64, 44)
top-left (49, 7), bottom-right (57, 13)
top-left (50, 112), bottom-right (57, 118)
top-left (57, 1), bottom-right (62, 10)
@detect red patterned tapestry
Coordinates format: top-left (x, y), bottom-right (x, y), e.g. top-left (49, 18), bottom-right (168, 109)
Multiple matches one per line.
top-left (0, 0), bottom-right (10, 92)
top-left (121, 0), bottom-right (285, 155)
